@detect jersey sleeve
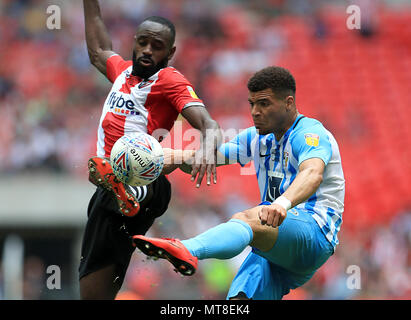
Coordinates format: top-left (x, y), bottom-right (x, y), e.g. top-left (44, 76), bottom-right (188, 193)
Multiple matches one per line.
top-left (106, 54), bottom-right (132, 83)
top-left (218, 127), bottom-right (256, 166)
top-left (160, 68), bottom-right (205, 112)
top-left (290, 124), bottom-right (332, 166)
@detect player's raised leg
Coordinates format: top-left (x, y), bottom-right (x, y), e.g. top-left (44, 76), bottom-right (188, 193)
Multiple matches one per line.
top-left (132, 204), bottom-right (279, 275)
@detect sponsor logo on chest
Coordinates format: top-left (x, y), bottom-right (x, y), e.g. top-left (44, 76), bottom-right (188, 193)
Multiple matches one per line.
top-left (106, 92), bottom-right (140, 115)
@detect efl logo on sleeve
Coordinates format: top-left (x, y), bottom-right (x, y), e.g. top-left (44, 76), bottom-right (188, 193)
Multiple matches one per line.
top-left (187, 86), bottom-right (199, 99)
top-left (304, 133), bottom-right (320, 147)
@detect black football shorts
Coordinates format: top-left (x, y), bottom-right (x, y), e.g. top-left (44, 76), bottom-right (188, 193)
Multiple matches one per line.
top-left (78, 175), bottom-right (171, 284)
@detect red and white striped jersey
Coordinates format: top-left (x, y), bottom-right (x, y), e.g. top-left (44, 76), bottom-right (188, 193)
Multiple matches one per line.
top-left (96, 54), bottom-right (204, 157)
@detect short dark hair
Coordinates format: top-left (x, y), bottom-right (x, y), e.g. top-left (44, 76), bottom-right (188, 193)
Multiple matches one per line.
top-left (247, 66), bottom-right (296, 99)
top-left (142, 16), bottom-right (176, 46)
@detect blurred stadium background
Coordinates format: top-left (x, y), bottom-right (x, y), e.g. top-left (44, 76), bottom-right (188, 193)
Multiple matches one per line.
top-left (0, 0), bottom-right (410, 300)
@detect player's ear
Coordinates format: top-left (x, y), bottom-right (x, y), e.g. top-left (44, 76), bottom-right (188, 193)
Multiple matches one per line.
top-left (285, 96), bottom-right (294, 110)
top-left (167, 46), bottom-right (176, 61)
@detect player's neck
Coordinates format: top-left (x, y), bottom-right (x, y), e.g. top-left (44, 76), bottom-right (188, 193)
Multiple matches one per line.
top-left (273, 112), bottom-right (298, 141)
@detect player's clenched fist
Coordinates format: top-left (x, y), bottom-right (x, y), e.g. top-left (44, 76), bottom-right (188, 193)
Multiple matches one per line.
top-left (258, 204), bottom-right (287, 228)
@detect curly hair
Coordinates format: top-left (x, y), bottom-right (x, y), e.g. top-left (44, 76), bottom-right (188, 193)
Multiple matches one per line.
top-left (247, 66), bottom-right (296, 99)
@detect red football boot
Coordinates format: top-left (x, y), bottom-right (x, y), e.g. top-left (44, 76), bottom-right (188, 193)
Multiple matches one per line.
top-left (88, 157), bottom-right (140, 217)
top-left (132, 235), bottom-right (198, 276)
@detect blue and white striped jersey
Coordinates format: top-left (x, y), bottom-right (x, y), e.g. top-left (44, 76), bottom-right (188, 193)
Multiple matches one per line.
top-left (219, 114), bottom-right (345, 250)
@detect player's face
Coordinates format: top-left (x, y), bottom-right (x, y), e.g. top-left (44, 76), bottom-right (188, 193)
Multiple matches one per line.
top-left (132, 21), bottom-right (176, 79)
top-left (248, 89), bottom-right (292, 136)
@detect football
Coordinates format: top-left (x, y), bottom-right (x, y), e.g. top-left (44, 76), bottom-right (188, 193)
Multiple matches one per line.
top-left (110, 132), bottom-right (164, 186)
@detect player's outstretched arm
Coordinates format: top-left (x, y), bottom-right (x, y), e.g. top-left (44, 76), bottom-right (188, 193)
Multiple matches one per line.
top-left (83, 0), bottom-right (117, 77)
top-left (161, 149), bottom-right (196, 175)
top-left (161, 148), bottom-right (230, 176)
top-left (181, 107), bottom-right (222, 187)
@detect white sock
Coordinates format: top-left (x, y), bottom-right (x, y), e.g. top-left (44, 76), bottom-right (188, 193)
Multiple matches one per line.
top-left (129, 186), bottom-right (148, 202)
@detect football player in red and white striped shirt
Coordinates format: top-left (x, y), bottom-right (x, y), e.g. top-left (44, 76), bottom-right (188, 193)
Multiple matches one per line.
top-left (80, 0), bottom-right (221, 299)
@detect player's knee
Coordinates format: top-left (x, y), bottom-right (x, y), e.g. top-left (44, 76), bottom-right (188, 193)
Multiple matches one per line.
top-left (231, 210), bottom-right (255, 225)
top-left (232, 208), bottom-right (279, 252)
top-left (79, 268), bottom-right (121, 300)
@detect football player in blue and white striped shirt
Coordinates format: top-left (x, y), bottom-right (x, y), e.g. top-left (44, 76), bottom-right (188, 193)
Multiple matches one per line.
top-left (132, 66), bottom-right (345, 300)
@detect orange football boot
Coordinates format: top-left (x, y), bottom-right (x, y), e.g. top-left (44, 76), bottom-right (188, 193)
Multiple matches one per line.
top-left (132, 235), bottom-right (198, 276)
top-left (88, 157), bottom-right (140, 217)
